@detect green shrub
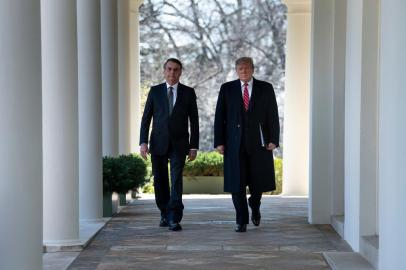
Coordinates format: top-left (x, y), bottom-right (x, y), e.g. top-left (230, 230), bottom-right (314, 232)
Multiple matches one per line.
top-left (183, 151), bottom-right (224, 176)
top-left (270, 157), bottom-right (283, 195)
top-left (141, 151), bottom-right (283, 195)
top-left (103, 156), bottom-right (122, 193)
top-left (103, 154), bottom-right (148, 194)
top-left (141, 156), bottom-right (154, 193)
top-left (142, 181), bottom-right (155, 193)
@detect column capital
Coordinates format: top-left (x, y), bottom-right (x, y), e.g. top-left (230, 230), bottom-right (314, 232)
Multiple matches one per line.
top-left (282, 0), bottom-right (311, 13)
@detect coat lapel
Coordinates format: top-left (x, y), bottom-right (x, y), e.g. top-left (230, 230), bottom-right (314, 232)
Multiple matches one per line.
top-left (235, 78), bottom-right (259, 113)
top-left (249, 77), bottom-right (260, 113)
top-left (231, 80), bottom-right (244, 116)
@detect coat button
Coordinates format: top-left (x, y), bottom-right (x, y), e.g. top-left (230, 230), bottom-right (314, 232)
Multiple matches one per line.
top-left (237, 124), bottom-right (240, 128)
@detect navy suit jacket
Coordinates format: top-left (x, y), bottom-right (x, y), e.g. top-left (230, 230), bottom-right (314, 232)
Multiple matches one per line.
top-left (140, 82), bottom-right (199, 156)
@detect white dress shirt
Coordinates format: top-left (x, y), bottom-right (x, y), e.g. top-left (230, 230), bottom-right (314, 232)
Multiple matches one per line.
top-left (240, 78), bottom-right (253, 98)
top-left (166, 81), bottom-right (178, 106)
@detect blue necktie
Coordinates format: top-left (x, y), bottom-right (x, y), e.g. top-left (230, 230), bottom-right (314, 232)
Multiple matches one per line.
top-left (168, 86), bottom-right (174, 115)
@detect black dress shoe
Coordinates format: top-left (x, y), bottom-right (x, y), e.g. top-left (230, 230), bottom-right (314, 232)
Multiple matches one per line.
top-left (159, 217), bottom-right (168, 227)
top-left (234, 224), bottom-right (247, 232)
top-left (251, 210), bottom-right (261, 227)
top-left (168, 222), bottom-right (182, 231)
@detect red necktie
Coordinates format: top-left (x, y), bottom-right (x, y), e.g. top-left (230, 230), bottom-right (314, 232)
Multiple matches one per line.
top-left (243, 83), bottom-right (249, 111)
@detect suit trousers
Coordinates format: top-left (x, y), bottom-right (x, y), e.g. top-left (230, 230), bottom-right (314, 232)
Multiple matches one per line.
top-left (232, 145), bottom-right (262, 225)
top-left (151, 146), bottom-right (186, 223)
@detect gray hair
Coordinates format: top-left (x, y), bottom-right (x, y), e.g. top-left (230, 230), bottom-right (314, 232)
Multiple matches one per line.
top-left (235, 57), bottom-right (254, 69)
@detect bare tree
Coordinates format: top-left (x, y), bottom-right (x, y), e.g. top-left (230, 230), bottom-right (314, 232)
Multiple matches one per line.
top-left (140, 0), bottom-right (287, 153)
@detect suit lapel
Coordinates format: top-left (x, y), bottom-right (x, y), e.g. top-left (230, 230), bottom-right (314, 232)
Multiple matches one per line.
top-left (172, 83), bottom-right (183, 114)
top-left (159, 83), bottom-right (169, 117)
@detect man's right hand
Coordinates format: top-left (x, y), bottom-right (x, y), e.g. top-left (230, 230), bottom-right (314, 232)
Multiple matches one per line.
top-left (216, 145), bottom-right (225, 155)
top-left (140, 143), bottom-right (149, 160)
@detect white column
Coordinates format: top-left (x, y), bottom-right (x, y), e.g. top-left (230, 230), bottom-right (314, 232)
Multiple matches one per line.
top-left (379, 0), bottom-right (406, 268)
top-left (343, 0), bottom-right (362, 250)
top-left (331, 0), bottom-right (347, 218)
top-left (344, 0), bottom-right (379, 251)
top-left (118, 0), bottom-right (132, 154)
top-left (282, 0), bottom-right (311, 196)
top-left (117, 0), bottom-right (143, 154)
top-left (358, 1), bottom-right (379, 260)
top-left (309, 0), bottom-right (334, 224)
top-left (129, 0), bottom-right (143, 153)
top-left (0, 1), bottom-right (42, 269)
top-left (78, 0), bottom-right (103, 220)
top-left (42, 0), bottom-right (80, 244)
top-left (101, 0), bottom-right (119, 157)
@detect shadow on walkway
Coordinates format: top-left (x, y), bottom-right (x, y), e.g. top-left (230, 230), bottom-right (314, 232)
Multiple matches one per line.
top-left (68, 195), bottom-right (351, 270)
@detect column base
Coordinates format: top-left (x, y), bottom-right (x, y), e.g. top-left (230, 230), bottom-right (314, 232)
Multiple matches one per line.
top-left (43, 218), bottom-right (110, 252)
top-left (323, 252), bottom-right (374, 270)
top-left (280, 195), bottom-right (309, 199)
top-left (360, 235), bottom-right (379, 270)
top-left (331, 215), bottom-right (344, 238)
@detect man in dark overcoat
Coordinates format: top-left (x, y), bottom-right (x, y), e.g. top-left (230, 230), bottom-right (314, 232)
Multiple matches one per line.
top-left (214, 57), bottom-right (280, 232)
top-left (140, 58), bottom-right (199, 231)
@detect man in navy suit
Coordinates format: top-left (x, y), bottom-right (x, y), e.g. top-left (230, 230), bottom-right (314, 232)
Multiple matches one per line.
top-left (214, 57), bottom-right (280, 232)
top-left (140, 58), bottom-right (199, 231)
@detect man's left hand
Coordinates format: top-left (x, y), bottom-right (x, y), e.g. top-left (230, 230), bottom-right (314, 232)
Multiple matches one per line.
top-left (187, 149), bottom-right (198, 162)
top-left (266, 143), bottom-right (276, 151)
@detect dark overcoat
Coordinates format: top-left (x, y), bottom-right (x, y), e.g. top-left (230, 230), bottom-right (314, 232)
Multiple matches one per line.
top-left (140, 82), bottom-right (199, 156)
top-left (214, 78), bottom-right (280, 193)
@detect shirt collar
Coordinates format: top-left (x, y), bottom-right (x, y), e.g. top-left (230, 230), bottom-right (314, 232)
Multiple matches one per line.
top-left (240, 78), bottom-right (253, 87)
top-left (166, 81), bottom-right (179, 91)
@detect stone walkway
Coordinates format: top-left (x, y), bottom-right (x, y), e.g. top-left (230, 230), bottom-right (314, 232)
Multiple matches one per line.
top-left (67, 195), bottom-right (351, 270)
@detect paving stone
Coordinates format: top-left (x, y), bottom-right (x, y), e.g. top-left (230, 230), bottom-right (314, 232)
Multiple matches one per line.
top-left (43, 252), bottom-right (79, 270)
top-left (167, 244), bottom-right (222, 251)
top-left (67, 196), bottom-right (351, 270)
top-left (222, 245), bottom-right (278, 251)
top-left (110, 245), bottom-right (166, 251)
